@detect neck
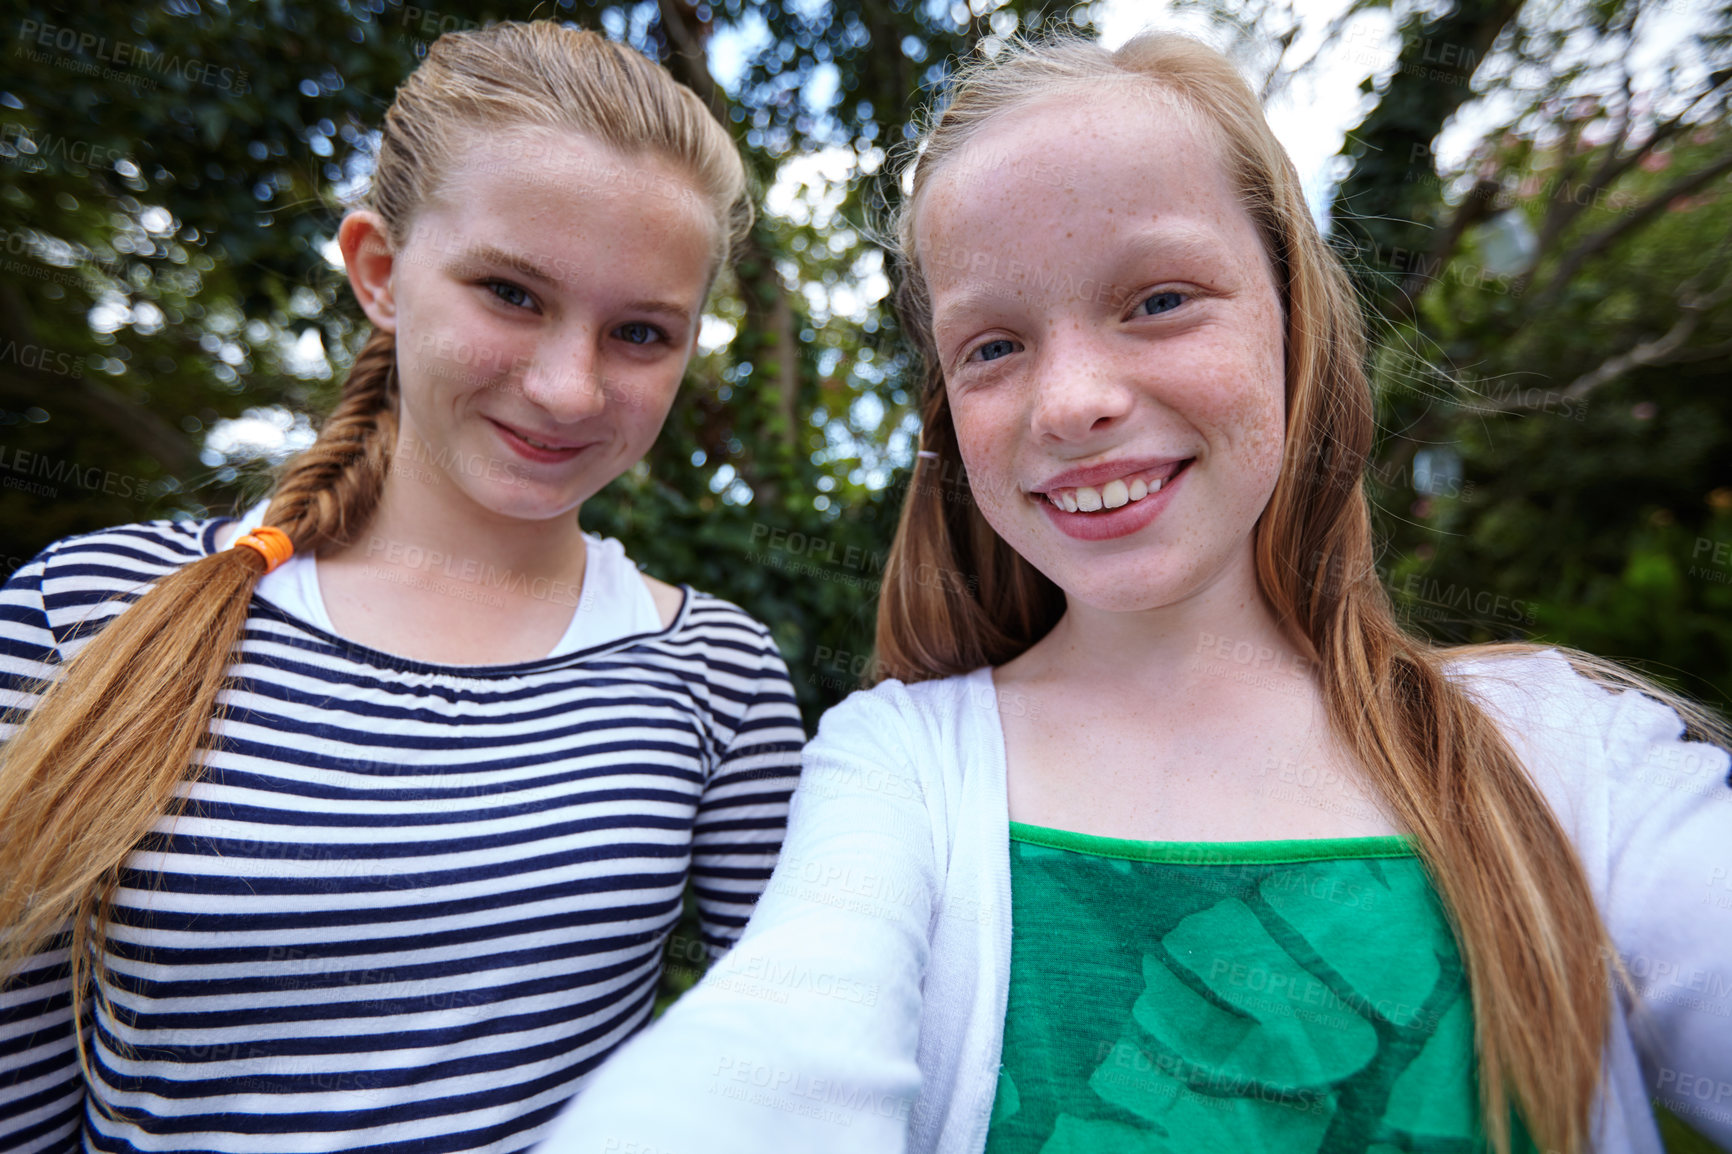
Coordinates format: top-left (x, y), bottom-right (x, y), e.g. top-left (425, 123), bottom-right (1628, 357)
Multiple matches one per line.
top-left (329, 438), bottom-right (588, 583)
top-left (1029, 551), bottom-right (1314, 696)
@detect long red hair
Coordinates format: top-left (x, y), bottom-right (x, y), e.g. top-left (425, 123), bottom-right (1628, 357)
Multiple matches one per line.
top-left (874, 31), bottom-right (1728, 1153)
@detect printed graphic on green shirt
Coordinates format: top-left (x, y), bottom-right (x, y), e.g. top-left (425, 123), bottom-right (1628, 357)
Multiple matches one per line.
top-left (985, 828), bottom-right (1535, 1153)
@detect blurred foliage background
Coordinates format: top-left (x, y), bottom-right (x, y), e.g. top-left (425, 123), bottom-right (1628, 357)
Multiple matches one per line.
top-left (1, 0), bottom-right (1729, 1143)
top-left (2, 0), bottom-right (1729, 715)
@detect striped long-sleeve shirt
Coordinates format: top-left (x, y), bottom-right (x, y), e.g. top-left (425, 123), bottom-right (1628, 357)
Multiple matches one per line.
top-left (0, 517), bottom-right (805, 1154)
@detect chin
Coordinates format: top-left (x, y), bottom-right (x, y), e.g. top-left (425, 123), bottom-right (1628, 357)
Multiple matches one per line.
top-left (1020, 541), bottom-right (1223, 615)
top-left (1051, 575), bottom-right (1189, 615)
top-left (461, 477), bottom-right (585, 524)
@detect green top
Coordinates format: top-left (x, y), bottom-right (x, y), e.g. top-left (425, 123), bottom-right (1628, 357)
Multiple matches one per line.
top-left (984, 822), bottom-right (1534, 1154)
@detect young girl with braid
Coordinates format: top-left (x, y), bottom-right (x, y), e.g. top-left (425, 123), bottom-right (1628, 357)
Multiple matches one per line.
top-left (543, 31), bottom-right (1732, 1154)
top-left (0, 22), bottom-right (803, 1154)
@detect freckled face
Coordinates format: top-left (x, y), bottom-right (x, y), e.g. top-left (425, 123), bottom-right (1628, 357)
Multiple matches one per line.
top-left (384, 127), bottom-right (716, 521)
top-left (915, 88), bottom-right (1288, 614)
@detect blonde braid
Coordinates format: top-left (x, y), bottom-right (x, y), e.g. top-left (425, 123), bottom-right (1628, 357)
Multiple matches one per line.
top-left (263, 329), bottom-right (400, 551)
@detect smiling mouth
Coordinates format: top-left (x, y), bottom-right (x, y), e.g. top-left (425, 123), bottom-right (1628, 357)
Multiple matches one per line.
top-left (1039, 460), bottom-right (1193, 513)
top-left (489, 418), bottom-right (586, 453)
top-left (516, 430), bottom-right (568, 451)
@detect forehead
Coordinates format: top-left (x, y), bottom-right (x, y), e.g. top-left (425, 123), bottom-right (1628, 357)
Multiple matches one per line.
top-left (914, 86), bottom-right (1265, 285)
top-left (410, 125), bottom-right (719, 279)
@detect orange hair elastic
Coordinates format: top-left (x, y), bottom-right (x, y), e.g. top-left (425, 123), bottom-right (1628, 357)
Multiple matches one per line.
top-left (232, 526), bottom-right (294, 573)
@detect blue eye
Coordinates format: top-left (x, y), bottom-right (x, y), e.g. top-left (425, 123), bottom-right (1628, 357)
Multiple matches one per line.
top-left (1140, 291), bottom-right (1185, 316)
top-left (616, 322), bottom-right (664, 346)
top-left (487, 281), bottom-right (534, 310)
top-left (973, 338), bottom-right (1021, 363)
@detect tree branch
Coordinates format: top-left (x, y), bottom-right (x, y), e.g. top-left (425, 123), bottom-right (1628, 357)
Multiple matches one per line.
top-left (1526, 149), bottom-right (1732, 311)
top-left (655, 0), bottom-right (723, 121)
top-left (652, 0), bottom-right (802, 499)
top-left (1522, 69), bottom-right (1730, 285)
top-left (1388, 178), bottom-right (1501, 321)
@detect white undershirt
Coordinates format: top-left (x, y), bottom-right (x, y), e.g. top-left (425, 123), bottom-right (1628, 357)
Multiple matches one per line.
top-left (223, 502), bottom-right (667, 658)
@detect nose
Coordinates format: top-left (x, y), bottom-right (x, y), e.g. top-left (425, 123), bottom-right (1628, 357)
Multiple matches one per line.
top-left (516, 331), bottom-right (610, 425)
top-left (1028, 330), bottom-right (1134, 443)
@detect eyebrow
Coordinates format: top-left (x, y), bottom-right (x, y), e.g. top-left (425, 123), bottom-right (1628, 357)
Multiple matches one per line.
top-left (1114, 226), bottom-right (1236, 271)
top-left (447, 243), bottom-right (556, 282)
top-left (931, 283), bottom-right (1021, 343)
top-left (620, 299), bottom-right (695, 323)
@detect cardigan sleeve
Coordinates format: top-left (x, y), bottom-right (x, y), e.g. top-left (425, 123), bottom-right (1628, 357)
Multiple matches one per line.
top-left (537, 681), bottom-right (936, 1154)
top-left (1591, 678), bottom-right (1732, 1146)
top-left (0, 547), bottom-right (85, 1154)
top-left (1458, 650), bottom-right (1732, 1148)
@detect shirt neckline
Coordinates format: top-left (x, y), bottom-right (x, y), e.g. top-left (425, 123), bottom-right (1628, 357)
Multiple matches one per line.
top-left (203, 517), bottom-right (691, 676)
top-left (973, 666), bottom-right (1413, 861)
top-left (1008, 819), bottom-right (1416, 864)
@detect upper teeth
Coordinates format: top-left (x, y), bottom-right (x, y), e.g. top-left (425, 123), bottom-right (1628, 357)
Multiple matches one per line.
top-left (1048, 475), bottom-right (1161, 513)
top-left (521, 432), bottom-right (561, 450)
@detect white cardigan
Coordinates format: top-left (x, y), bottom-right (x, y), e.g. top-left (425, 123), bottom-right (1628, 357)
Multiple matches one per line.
top-left (539, 650), bottom-right (1732, 1154)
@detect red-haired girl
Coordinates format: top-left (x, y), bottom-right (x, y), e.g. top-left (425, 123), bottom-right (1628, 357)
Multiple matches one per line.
top-left (547, 31), bottom-right (1731, 1154)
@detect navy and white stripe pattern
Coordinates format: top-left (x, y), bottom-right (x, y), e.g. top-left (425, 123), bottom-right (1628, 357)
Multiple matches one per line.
top-left (0, 518), bottom-right (804, 1153)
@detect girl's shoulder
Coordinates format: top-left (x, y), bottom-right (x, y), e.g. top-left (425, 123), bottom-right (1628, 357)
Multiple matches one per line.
top-left (1444, 646), bottom-right (1726, 776)
top-left (18, 515), bottom-right (219, 576)
top-left (1, 516), bottom-right (223, 660)
top-left (806, 668), bottom-right (1000, 776)
top-left (666, 584), bottom-right (787, 657)
top-left (9, 515), bottom-right (221, 604)
top-left (580, 536), bottom-right (773, 656)
top-left (1444, 646), bottom-right (1730, 857)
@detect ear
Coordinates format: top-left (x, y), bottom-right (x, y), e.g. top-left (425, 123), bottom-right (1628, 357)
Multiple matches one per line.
top-left (339, 211), bottom-right (398, 334)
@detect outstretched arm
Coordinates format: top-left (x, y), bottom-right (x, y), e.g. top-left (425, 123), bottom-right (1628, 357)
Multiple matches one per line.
top-left (539, 687), bottom-right (939, 1154)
